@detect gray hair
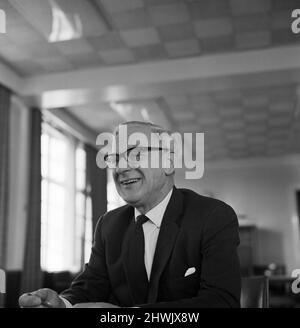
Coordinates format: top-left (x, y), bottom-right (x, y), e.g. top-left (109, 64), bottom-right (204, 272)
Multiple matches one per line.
top-left (113, 121), bottom-right (176, 154)
top-left (115, 120), bottom-right (173, 136)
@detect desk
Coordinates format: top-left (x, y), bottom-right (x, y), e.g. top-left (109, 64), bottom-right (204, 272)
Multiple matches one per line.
top-left (0, 294), bottom-right (5, 308)
top-left (269, 275), bottom-right (294, 292)
top-left (268, 275), bottom-right (298, 308)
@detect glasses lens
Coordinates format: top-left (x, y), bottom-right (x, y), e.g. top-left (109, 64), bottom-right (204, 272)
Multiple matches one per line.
top-left (128, 148), bottom-right (153, 168)
top-left (105, 154), bottom-right (118, 167)
top-left (127, 148), bottom-right (142, 163)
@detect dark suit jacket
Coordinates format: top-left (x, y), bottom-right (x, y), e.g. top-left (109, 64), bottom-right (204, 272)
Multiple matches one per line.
top-left (61, 187), bottom-right (241, 307)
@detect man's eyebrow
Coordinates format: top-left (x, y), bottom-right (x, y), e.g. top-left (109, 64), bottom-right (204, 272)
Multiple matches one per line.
top-left (126, 146), bottom-right (137, 152)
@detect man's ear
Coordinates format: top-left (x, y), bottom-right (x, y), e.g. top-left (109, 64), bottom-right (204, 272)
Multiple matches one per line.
top-left (162, 151), bottom-right (175, 176)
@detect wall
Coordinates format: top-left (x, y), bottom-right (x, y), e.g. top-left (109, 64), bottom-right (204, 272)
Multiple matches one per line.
top-left (175, 157), bottom-right (300, 275)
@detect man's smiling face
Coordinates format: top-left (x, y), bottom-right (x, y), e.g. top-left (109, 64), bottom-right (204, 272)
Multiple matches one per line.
top-left (112, 123), bottom-right (174, 212)
top-left (114, 164), bottom-right (168, 208)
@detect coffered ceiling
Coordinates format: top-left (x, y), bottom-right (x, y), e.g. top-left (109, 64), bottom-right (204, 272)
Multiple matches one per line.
top-left (63, 81), bottom-right (300, 161)
top-left (0, 0), bottom-right (299, 75)
top-left (0, 0), bottom-right (299, 162)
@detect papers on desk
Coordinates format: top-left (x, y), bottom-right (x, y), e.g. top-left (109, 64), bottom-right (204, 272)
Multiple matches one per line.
top-left (0, 269), bottom-right (5, 294)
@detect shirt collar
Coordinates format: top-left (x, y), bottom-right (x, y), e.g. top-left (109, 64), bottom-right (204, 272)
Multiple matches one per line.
top-left (134, 188), bottom-right (173, 228)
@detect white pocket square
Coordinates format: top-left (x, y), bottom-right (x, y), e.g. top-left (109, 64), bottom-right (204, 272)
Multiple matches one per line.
top-left (184, 267), bottom-right (196, 277)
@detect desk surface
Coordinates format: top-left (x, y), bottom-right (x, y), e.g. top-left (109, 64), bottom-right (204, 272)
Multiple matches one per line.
top-left (269, 275), bottom-right (294, 282)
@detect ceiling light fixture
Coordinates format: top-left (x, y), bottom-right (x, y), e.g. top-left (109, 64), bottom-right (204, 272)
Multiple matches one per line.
top-left (141, 108), bottom-right (150, 121)
top-left (8, 0), bottom-right (109, 43)
top-left (48, 0), bottom-right (82, 42)
top-left (110, 102), bottom-right (133, 120)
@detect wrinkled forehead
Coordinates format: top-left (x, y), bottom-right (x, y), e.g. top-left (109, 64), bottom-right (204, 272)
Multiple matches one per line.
top-left (98, 123), bottom-right (173, 155)
top-left (114, 124), bottom-right (154, 147)
top-left (97, 123), bottom-right (174, 166)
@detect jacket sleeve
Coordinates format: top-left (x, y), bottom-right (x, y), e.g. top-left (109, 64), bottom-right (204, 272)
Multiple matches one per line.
top-left (140, 204), bottom-right (241, 308)
top-left (60, 215), bottom-right (111, 305)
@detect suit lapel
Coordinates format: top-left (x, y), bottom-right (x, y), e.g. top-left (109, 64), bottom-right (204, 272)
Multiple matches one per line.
top-left (120, 207), bottom-right (137, 304)
top-left (120, 187), bottom-right (184, 305)
top-left (147, 187), bottom-right (184, 303)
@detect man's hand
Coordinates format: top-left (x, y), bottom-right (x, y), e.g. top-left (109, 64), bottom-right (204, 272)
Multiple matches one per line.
top-left (73, 302), bottom-right (120, 308)
top-left (19, 288), bottom-right (66, 308)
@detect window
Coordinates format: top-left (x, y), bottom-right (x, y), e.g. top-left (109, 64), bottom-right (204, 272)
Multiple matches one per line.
top-left (75, 147), bottom-right (93, 269)
top-left (41, 123), bottom-right (92, 272)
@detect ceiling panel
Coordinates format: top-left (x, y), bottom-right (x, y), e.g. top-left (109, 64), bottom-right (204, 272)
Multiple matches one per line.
top-left (194, 18), bottom-right (233, 38)
top-left (98, 48), bottom-right (135, 65)
top-left (61, 81), bottom-right (300, 162)
top-left (120, 27), bottom-right (160, 47)
top-left (158, 22), bottom-right (195, 43)
top-left (87, 32), bottom-right (125, 51)
top-left (110, 8), bottom-right (152, 30)
top-left (148, 3), bottom-right (190, 26)
top-left (230, 0), bottom-right (272, 15)
top-left (99, 0), bottom-right (144, 14)
top-left (132, 43), bottom-right (166, 61)
top-left (233, 12), bottom-right (271, 33)
top-left (68, 103), bottom-right (123, 131)
top-left (0, 0), bottom-right (299, 75)
top-left (165, 39), bottom-right (201, 58)
top-left (0, 0), bottom-right (299, 162)
top-left (55, 39), bottom-right (94, 56)
top-left (236, 30), bottom-right (272, 50)
top-left (188, 0), bottom-right (231, 19)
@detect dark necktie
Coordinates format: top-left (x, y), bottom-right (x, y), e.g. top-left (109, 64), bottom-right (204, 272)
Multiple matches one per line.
top-left (127, 214), bottom-right (149, 304)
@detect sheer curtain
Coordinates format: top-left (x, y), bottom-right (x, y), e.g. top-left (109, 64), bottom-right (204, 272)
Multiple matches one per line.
top-left (85, 145), bottom-right (107, 234)
top-left (0, 85), bottom-right (11, 307)
top-left (20, 108), bottom-right (43, 293)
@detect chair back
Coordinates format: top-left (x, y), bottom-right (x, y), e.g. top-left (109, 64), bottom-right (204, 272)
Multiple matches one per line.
top-left (241, 276), bottom-right (269, 308)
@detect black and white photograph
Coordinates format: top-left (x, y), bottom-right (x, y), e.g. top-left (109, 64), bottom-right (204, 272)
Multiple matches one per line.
top-left (0, 0), bottom-right (300, 316)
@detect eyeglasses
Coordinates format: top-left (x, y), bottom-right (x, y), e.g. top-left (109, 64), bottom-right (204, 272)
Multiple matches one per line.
top-left (104, 146), bottom-right (168, 168)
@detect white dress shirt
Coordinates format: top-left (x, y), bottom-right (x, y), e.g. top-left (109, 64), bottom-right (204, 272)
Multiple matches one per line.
top-left (61, 188), bottom-right (173, 307)
top-left (134, 188), bottom-right (173, 281)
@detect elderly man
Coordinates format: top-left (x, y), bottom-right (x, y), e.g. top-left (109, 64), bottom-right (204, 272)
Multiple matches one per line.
top-left (19, 121), bottom-right (241, 308)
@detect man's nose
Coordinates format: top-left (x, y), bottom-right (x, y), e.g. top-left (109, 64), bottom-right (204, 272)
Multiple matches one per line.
top-left (115, 165), bottom-right (132, 175)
